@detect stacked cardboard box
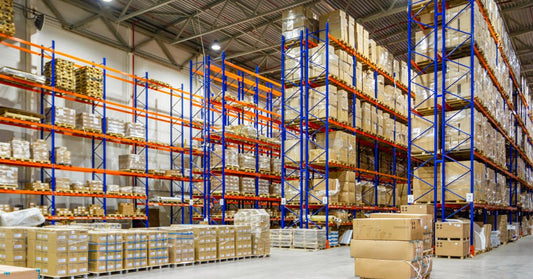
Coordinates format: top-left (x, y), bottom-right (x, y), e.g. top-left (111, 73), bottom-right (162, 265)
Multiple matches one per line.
top-left (270, 229), bottom-right (292, 248)
top-left (89, 205), bottom-right (104, 217)
top-left (281, 6), bottom-right (317, 42)
top-left (164, 227), bottom-right (194, 264)
top-left (0, 265), bottom-right (39, 278)
top-left (435, 222), bottom-right (470, 258)
top-left (119, 154), bottom-right (145, 171)
top-left (10, 138), bottom-right (30, 160)
top-left (215, 226), bottom-right (235, 260)
top-left (0, 164), bottom-right (17, 187)
top-left (36, 228), bottom-right (89, 277)
top-left (44, 58), bottom-right (76, 91)
top-left (0, 227), bottom-right (26, 267)
top-left (118, 203), bottom-right (134, 216)
top-left (76, 112), bottom-right (102, 133)
top-left (240, 177), bottom-right (255, 195)
top-left (351, 217), bottom-right (432, 279)
top-left (106, 118), bottom-right (125, 137)
top-left (292, 229), bottom-right (326, 250)
top-left (190, 226), bottom-right (217, 261)
top-left (46, 106), bottom-right (75, 128)
top-left (88, 230), bottom-right (123, 273)
top-left (234, 209), bottom-right (270, 256)
top-left (122, 230), bottom-right (147, 270)
top-left (75, 66), bottom-right (103, 98)
top-left (258, 179), bottom-right (269, 196)
top-left (25, 181), bottom-right (50, 191)
top-left (30, 140), bottom-right (49, 163)
top-left (234, 225), bottom-right (252, 257)
top-left (146, 230), bottom-right (169, 266)
top-left (310, 131), bottom-right (356, 167)
top-left (0, 142), bottom-right (8, 157)
top-left (125, 122), bottom-right (145, 140)
top-left (0, 0), bottom-right (15, 36)
top-left (55, 146), bottom-right (71, 165)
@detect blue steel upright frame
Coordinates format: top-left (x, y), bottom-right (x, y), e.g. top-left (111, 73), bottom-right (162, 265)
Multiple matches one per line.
top-left (91, 58), bottom-right (107, 218)
top-left (281, 31), bottom-right (305, 228)
top-left (134, 73), bottom-right (150, 227)
top-left (305, 24), bottom-right (330, 234)
top-left (170, 84), bottom-right (186, 224)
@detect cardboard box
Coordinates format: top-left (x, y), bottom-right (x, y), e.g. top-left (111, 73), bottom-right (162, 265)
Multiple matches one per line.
top-left (369, 213), bottom-right (433, 234)
top-left (401, 204), bottom-right (435, 219)
top-left (435, 239), bottom-right (469, 257)
top-left (355, 258), bottom-right (419, 279)
top-left (350, 239), bottom-right (423, 260)
top-left (0, 264), bottom-right (39, 279)
top-left (353, 218), bottom-right (424, 241)
top-left (435, 222), bottom-right (470, 239)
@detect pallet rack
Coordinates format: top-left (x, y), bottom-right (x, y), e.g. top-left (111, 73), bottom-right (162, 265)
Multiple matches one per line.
top-left (280, 23), bottom-right (411, 241)
top-left (190, 52), bottom-right (285, 224)
top-left (408, 0), bottom-right (533, 256)
top-left (0, 33), bottom-right (203, 224)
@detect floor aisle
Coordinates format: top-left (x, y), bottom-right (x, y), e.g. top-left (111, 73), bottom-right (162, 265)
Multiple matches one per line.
top-left (106, 235), bottom-right (533, 279)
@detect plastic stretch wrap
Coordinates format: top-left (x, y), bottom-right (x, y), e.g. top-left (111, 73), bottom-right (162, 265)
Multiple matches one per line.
top-left (125, 122), bottom-right (145, 140)
top-left (210, 175), bottom-right (240, 194)
top-left (26, 181), bottom-right (49, 191)
top-left (270, 229), bottom-right (293, 247)
top-left (270, 157), bottom-right (281, 173)
top-left (53, 177), bottom-right (71, 191)
top-left (70, 182), bottom-right (87, 192)
top-left (216, 226), bottom-right (236, 260)
top-left (31, 140), bottom-right (49, 162)
top-left (107, 184), bottom-right (119, 193)
top-left (233, 224), bottom-right (252, 257)
top-left (293, 229), bottom-right (326, 249)
top-left (119, 154), bottom-right (145, 170)
top-left (132, 186), bottom-right (144, 195)
top-left (88, 230), bottom-right (124, 273)
top-left (258, 179), bottom-right (269, 196)
top-left (210, 146), bottom-right (239, 169)
top-left (0, 165), bottom-right (17, 186)
top-left (184, 225), bottom-right (217, 261)
top-left (105, 118), bottom-right (125, 137)
top-left (0, 67), bottom-right (45, 84)
top-left (0, 142), bottom-right (10, 158)
top-left (258, 156), bottom-right (270, 172)
top-left (47, 106), bottom-right (75, 127)
top-left (163, 227), bottom-right (194, 264)
top-left (76, 113), bottom-right (101, 132)
top-left (240, 177), bottom-right (255, 195)
top-left (10, 139), bottom-right (30, 160)
top-left (234, 209), bottom-right (270, 256)
top-left (238, 153), bottom-right (255, 170)
top-left (0, 208), bottom-right (44, 227)
top-left (86, 180), bottom-right (103, 192)
top-left (55, 146), bottom-right (71, 165)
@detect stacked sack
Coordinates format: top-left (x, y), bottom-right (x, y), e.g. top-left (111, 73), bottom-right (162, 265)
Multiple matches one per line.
top-left (351, 214), bottom-right (433, 278)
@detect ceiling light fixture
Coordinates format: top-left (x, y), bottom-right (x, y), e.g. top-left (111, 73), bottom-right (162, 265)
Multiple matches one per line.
top-left (211, 40), bottom-right (221, 51)
top-left (102, 0), bottom-right (113, 2)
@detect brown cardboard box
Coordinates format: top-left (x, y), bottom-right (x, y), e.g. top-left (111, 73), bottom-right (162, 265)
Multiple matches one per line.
top-left (401, 204), bottom-right (435, 219)
top-left (355, 258), bottom-right (419, 279)
top-left (435, 222), bottom-right (470, 239)
top-left (435, 239), bottom-right (469, 257)
top-left (369, 213), bottom-right (433, 234)
top-left (353, 218), bottom-right (424, 241)
top-left (42, 263), bottom-right (69, 277)
top-left (0, 264), bottom-right (39, 279)
top-left (350, 239), bottom-right (423, 260)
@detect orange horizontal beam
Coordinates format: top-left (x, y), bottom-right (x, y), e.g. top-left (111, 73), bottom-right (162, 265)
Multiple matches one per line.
top-left (0, 188), bottom-right (147, 199)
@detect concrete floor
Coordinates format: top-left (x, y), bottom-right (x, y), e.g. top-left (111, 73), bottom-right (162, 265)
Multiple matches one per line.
top-left (106, 235), bottom-right (533, 279)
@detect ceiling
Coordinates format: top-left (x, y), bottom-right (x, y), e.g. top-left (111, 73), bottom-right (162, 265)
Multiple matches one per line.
top-left (28, 0), bottom-right (533, 91)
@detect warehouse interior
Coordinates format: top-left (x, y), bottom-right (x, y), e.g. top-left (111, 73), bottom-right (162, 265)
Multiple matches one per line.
top-left (0, 0), bottom-right (532, 278)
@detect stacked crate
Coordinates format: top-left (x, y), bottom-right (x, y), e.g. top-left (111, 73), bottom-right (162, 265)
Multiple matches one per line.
top-left (75, 66), bottom-right (103, 98)
top-left (435, 222), bottom-right (470, 259)
top-left (234, 209), bottom-right (270, 256)
top-left (351, 217), bottom-right (432, 279)
top-left (30, 140), bottom-right (49, 163)
top-left (234, 225), bottom-right (252, 257)
top-left (292, 229), bottom-right (326, 250)
top-left (0, 0), bottom-right (15, 36)
top-left (44, 58), bottom-right (76, 91)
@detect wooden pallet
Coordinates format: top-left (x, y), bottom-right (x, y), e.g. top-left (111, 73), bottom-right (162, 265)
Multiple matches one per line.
top-left (55, 122), bottom-right (75, 129)
top-left (107, 132), bottom-right (125, 138)
top-left (0, 185), bottom-right (17, 190)
top-left (436, 255), bottom-right (468, 260)
top-left (119, 169), bottom-right (145, 174)
top-left (0, 107), bottom-right (43, 123)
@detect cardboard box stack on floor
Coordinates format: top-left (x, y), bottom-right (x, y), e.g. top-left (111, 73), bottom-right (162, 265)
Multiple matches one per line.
top-left (88, 230), bottom-right (123, 273)
top-left (122, 230), bottom-right (148, 270)
top-left (165, 227), bottom-right (195, 264)
top-left (234, 225), bottom-right (253, 257)
top-left (435, 221), bottom-right (470, 259)
top-left (192, 226), bottom-right (217, 262)
top-left (234, 209), bottom-right (271, 256)
top-left (351, 215), bottom-right (432, 278)
top-left (216, 226), bottom-right (236, 260)
top-left (36, 228), bottom-right (89, 277)
top-left (0, 265), bottom-right (38, 279)
top-left (146, 230), bottom-right (169, 267)
top-left (0, 227), bottom-right (26, 267)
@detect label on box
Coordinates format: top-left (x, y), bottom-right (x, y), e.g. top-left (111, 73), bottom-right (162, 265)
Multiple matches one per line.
top-left (220, 198), bottom-right (224, 206)
top-left (281, 198), bottom-right (286, 205)
top-left (466, 193), bottom-right (473, 202)
top-left (408, 195), bottom-right (414, 203)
